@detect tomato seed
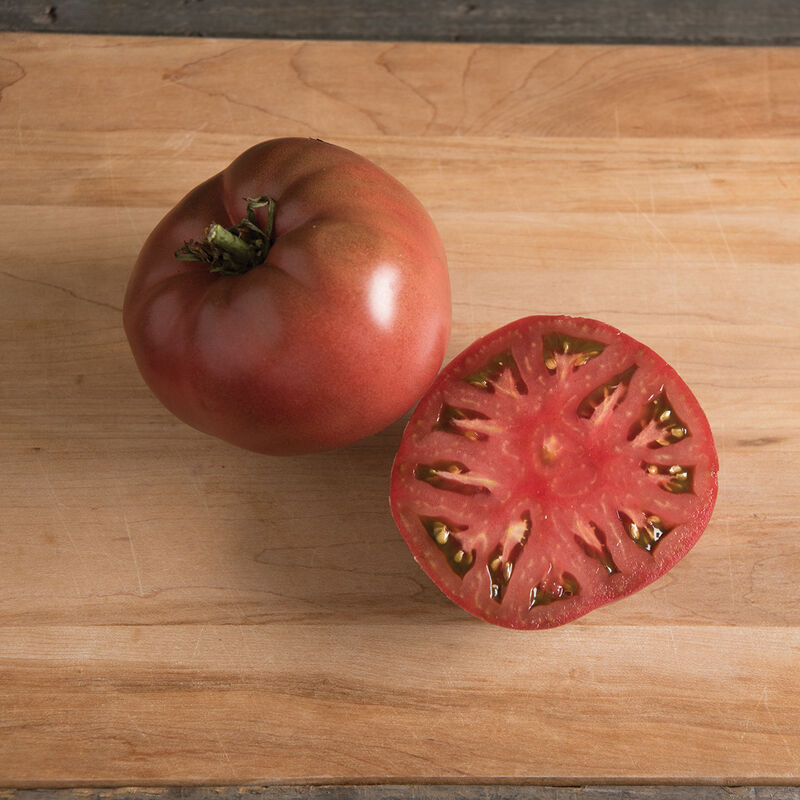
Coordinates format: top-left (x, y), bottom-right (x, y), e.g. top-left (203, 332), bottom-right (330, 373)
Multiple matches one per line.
top-left (435, 402), bottom-right (491, 441)
top-left (577, 364), bottom-right (637, 420)
top-left (463, 351), bottom-right (528, 396)
top-left (542, 333), bottom-right (606, 376)
top-left (528, 572), bottom-right (580, 609)
top-left (414, 461), bottom-right (493, 496)
top-left (630, 390), bottom-right (692, 449)
top-left (419, 517), bottom-right (475, 578)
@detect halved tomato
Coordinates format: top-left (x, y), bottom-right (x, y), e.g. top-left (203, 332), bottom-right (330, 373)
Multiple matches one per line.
top-left (389, 316), bottom-right (718, 629)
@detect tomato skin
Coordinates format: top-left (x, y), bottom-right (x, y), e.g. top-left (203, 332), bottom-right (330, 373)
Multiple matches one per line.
top-left (123, 138), bottom-right (451, 454)
top-left (390, 316), bottom-right (719, 629)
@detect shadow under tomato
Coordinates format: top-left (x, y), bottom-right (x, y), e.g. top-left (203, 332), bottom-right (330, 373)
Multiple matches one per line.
top-left (218, 412), bottom-right (459, 627)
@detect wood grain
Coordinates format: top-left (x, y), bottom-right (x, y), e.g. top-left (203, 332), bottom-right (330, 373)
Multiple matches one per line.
top-left (0, 34), bottom-right (799, 787)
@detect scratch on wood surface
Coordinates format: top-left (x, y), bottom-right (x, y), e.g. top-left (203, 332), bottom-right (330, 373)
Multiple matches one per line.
top-left (614, 209), bottom-right (657, 257)
top-left (666, 624), bottom-right (678, 658)
top-left (108, 451), bottom-right (146, 598)
top-left (122, 511), bottom-right (145, 596)
top-left (612, 182), bottom-right (702, 318)
top-left (724, 517), bottom-right (738, 616)
top-left (760, 685), bottom-right (798, 764)
top-left (163, 125), bottom-right (208, 156)
top-left (713, 221), bottom-right (737, 272)
top-left (614, 183), bottom-right (692, 271)
top-left (708, 71), bottom-right (792, 193)
top-left (640, 209), bottom-right (678, 255)
top-left (97, 133), bottom-right (142, 239)
top-left (173, 448), bottom-right (212, 520)
top-left (191, 624), bottom-right (208, 659)
top-left (211, 725), bottom-right (233, 765)
top-left (707, 196), bottom-right (738, 270)
top-left (120, 707), bottom-right (151, 742)
top-left (35, 455), bottom-right (82, 597)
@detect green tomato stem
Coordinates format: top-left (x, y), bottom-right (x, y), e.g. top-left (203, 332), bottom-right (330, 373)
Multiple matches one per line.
top-left (174, 195), bottom-right (276, 276)
top-left (207, 223), bottom-right (254, 264)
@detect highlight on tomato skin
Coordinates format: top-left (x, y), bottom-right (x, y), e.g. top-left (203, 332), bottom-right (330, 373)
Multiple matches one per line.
top-left (389, 315), bottom-right (719, 630)
top-left (123, 137), bottom-right (451, 456)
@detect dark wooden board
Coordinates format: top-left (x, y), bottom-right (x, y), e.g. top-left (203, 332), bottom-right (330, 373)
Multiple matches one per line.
top-left (2, 0), bottom-right (800, 44)
top-left (3, 788), bottom-right (800, 800)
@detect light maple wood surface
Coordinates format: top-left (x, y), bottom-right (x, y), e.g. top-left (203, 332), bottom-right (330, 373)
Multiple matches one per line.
top-left (1, 34), bottom-right (798, 787)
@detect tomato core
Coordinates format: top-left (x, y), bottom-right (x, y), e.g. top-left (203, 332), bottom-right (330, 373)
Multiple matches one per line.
top-left (531, 426), bottom-right (599, 498)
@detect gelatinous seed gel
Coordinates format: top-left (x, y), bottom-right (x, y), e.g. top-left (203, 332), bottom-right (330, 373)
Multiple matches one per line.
top-left (389, 316), bottom-right (718, 629)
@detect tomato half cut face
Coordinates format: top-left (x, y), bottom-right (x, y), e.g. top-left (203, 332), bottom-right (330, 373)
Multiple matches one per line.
top-left (390, 316), bottom-right (718, 629)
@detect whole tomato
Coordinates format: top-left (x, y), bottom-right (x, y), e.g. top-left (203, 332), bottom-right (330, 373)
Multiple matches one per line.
top-left (123, 138), bottom-right (451, 455)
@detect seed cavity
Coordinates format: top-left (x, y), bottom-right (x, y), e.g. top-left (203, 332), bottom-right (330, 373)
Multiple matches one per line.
top-left (577, 364), bottom-right (638, 421)
top-left (574, 522), bottom-right (619, 575)
top-left (617, 510), bottom-right (674, 552)
top-left (528, 571), bottom-right (580, 609)
top-left (486, 511), bottom-right (531, 604)
top-left (462, 350), bottom-right (527, 396)
top-left (641, 461), bottom-right (695, 494)
top-left (628, 390), bottom-right (691, 448)
top-left (434, 402), bottom-right (492, 441)
top-left (414, 461), bottom-right (493, 496)
top-left (542, 332), bottom-right (605, 376)
top-left (419, 517), bottom-right (475, 578)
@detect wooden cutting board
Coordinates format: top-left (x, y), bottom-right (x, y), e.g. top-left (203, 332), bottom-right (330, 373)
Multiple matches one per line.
top-left (1, 33), bottom-right (798, 787)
